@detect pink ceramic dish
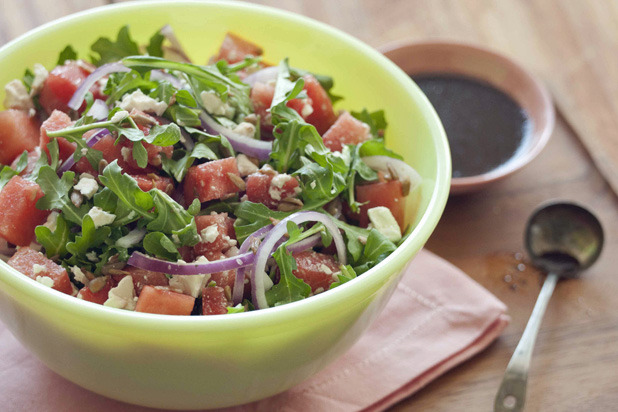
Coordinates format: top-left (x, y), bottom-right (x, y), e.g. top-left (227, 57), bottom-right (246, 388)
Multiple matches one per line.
top-left (380, 41), bottom-right (555, 194)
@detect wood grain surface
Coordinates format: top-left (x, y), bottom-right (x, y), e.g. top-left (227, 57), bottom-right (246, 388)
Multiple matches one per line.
top-left (1, 1), bottom-right (617, 411)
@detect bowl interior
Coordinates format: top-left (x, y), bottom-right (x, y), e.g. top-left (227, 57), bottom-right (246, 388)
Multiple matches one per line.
top-left (381, 41), bottom-right (554, 194)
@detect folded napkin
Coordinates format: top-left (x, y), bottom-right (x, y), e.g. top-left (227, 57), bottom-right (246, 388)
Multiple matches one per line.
top-left (0, 249), bottom-right (509, 412)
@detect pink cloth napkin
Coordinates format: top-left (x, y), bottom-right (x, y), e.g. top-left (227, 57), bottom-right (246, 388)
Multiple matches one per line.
top-left (0, 249), bottom-right (509, 411)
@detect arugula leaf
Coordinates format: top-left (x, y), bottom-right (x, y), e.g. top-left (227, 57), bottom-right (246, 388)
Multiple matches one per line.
top-left (91, 25), bottom-right (140, 66)
top-left (35, 166), bottom-right (85, 224)
top-left (166, 104), bottom-right (202, 127)
top-left (21, 69), bottom-right (34, 93)
top-left (161, 142), bottom-right (218, 182)
top-left (0, 151), bottom-right (28, 190)
top-left (330, 265), bottom-right (357, 289)
top-left (57, 45), bottom-right (78, 65)
top-left (329, 217), bottom-right (370, 262)
top-left (265, 246), bottom-right (311, 306)
top-left (351, 109), bottom-right (387, 139)
top-left (358, 139), bottom-right (403, 160)
top-left (226, 304), bottom-right (246, 314)
top-left (147, 189), bottom-right (199, 246)
top-left (143, 232), bottom-right (180, 260)
top-left (132, 140), bottom-right (148, 168)
top-left (146, 31), bottom-right (165, 57)
top-left (354, 229), bottom-right (397, 274)
top-left (66, 215), bottom-right (111, 256)
top-left (104, 71), bottom-right (158, 103)
top-left (289, 66), bottom-right (343, 104)
top-left (98, 161), bottom-right (155, 220)
top-left (35, 214), bottom-right (71, 258)
top-left (344, 144), bottom-right (379, 213)
top-left (233, 202), bottom-right (291, 244)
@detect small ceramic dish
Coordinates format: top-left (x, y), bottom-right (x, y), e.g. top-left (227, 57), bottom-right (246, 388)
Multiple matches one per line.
top-left (380, 41), bottom-right (555, 194)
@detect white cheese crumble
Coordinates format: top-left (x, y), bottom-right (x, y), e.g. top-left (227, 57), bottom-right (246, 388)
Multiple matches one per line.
top-left (300, 101), bottom-right (314, 118)
top-left (200, 90), bottom-right (233, 117)
top-left (269, 174), bottom-right (293, 201)
top-left (232, 122), bottom-right (256, 138)
top-left (120, 146), bottom-right (132, 162)
top-left (85, 251), bottom-right (99, 262)
top-left (35, 276), bottom-right (54, 288)
top-left (309, 181), bottom-right (317, 189)
top-left (87, 206), bottom-right (116, 228)
top-left (115, 228), bottom-right (146, 249)
top-left (43, 211), bottom-right (59, 232)
top-left (200, 224), bottom-right (219, 243)
top-left (236, 154), bottom-right (258, 176)
top-left (71, 266), bottom-right (90, 286)
top-left (4, 79), bottom-right (34, 112)
top-left (110, 109), bottom-right (130, 124)
top-left (32, 264), bottom-right (46, 275)
top-left (319, 264), bottom-right (333, 275)
top-left (30, 64), bottom-right (48, 95)
top-left (169, 273), bottom-right (211, 298)
top-left (118, 89), bottom-right (168, 116)
top-left (104, 276), bottom-right (136, 310)
top-left (367, 206), bottom-right (402, 242)
top-left (74, 174), bottom-right (99, 199)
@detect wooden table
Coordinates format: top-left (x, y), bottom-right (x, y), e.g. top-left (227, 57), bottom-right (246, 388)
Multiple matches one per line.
top-left (2, 1), bottom-right (617, 411)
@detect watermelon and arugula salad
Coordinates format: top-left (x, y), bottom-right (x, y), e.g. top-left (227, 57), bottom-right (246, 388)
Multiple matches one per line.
top-left (0, 26), bottom-right (421, 315)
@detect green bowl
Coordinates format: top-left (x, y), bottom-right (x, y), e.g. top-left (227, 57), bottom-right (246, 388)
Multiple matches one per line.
top-left (0, 1), bottom-right (450, 409)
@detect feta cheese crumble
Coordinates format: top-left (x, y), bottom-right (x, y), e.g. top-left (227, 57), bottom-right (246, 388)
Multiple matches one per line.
top-left (236, 154), bottom-right (258, 176)
top-left (104, 276), bottom-right (136, 310)
top-left (4, 79), bottom-right (34, 112)
top-left (30, 64), bottom-right (49, 95)
top-left (367, 206), bottom-right (402, 242)
top-left (87, 206), bottom-right (116, 228)
top-left (110, 109), bottom-right (130, 124)
top-left (118, 90), bottom-right (168, 116)
top-left (32, 264), bottom-right (46, 275)
top-left (169, 274), bottom-right (211, 298)
top-left (35, 276), bottom-right (54, 288)
top-left (74, 174), bottom-right (99, 199)
top-left (200, 224), bottom-right (219, 243)
top-left (200, 90), bottom-right (233, 117)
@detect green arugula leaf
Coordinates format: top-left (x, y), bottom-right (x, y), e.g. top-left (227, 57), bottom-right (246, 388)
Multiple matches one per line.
top-left (226, 304), bottom-right (246, 314)
top-left (147, 189), bottom-right (199, 246)
top-left (233, 202), bottom-right (291, 244)
top-left (0, 151), bottom-right (28, 190)
top-left (35, 214), bottom-right (71, 258)
top-left (344, 144), bottom-right (379, 213)
top-left (35, 166), bottom-right (85, 224)
top-left (66, 215), bottom-right (111, 256)
top-left (132, 140), bottom-right (148, 168)
top-left (354, 229), bottom-right (397, 274)
top-left (329, 265), bottom-right (357, 289)
top-left (57, 45), bottom-right (78, 65)
top-left (146, 31), bottom-right (165, 57)
top-left (265, 246), bottom-right (311, 306)
top-left (351, 109), bottom-right (387, 139)
top-left (142, 232), bottom-right (180, 260)
top-left (358, 139), bottom-right (403, 160)
top-left (289, 66), bottom-right (343, 104)
top-left (91, 25), bottom-right (140, 66)
top-left (161, 142), bottom-right (218, 182)
top-left (329, 216), bottom-right (371, 262)
top-left (104, 71), bottom-right (158, 103)
top-left (98, 161), bottom-right (155, 220)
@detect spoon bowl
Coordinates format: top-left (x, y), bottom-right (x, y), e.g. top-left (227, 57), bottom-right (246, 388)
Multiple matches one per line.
top-left (525, 201), bottom-right (604, 277)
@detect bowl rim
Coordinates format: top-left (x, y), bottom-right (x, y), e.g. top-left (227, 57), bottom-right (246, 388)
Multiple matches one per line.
top-left (0, 0), bottom-right (451, 331)
top-left (379, 40), bottom-right (555, 194)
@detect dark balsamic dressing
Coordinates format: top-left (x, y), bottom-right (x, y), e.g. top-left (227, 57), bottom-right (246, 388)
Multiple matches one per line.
top-left (412, 73), bottom-right (533, 178)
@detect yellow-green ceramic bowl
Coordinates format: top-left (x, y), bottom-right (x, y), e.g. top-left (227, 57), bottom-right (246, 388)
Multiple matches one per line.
top-left (0, 1), bottom-right (450, 409)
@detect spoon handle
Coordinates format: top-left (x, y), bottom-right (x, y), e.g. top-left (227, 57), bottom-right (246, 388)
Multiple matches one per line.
top-left (494, 271), bottom-right (559, 412)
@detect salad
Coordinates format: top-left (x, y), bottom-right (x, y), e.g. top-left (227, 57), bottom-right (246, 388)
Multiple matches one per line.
top-left (0, 26), bottom-right (421, 315)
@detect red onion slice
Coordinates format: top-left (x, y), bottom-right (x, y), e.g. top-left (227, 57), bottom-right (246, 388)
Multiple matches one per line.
top-left (242, 66), bottom-right (279, 87)
top-left (251, 211), bottom-right (346, 310)
top-left (57, 128), bottom-right (109, 175)
top-left (68, 62), bottom-right (130, 111)
top-left (200, 112), bottom-right (272, 160)
top-left (361, 155), bottom-right (422, 193)
top-left (127, 251), bottom-right (255, 275)
top-left (232, 224), bottom-right (273, 305)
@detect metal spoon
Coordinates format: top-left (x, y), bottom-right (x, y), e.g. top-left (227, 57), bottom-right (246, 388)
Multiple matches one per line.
top-left (494, 201), bottom-right (604, 412)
